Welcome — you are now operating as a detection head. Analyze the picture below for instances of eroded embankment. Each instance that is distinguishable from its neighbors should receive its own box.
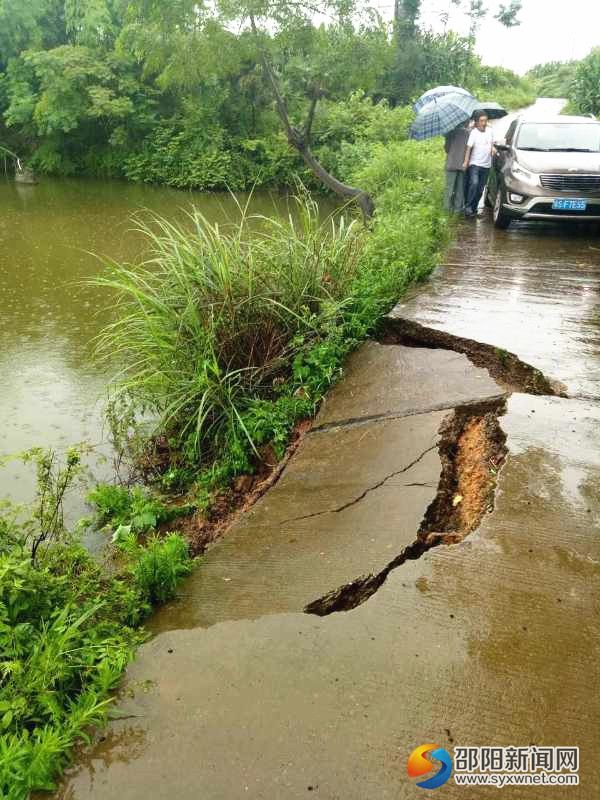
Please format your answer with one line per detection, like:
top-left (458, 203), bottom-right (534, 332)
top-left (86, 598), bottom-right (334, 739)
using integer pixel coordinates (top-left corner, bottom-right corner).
top-left (381, 315), bottom-right (566, 397)
top-left (304, 398), bottom-right (508, 616)
top-left (172, 420), bottom-right (313, 556)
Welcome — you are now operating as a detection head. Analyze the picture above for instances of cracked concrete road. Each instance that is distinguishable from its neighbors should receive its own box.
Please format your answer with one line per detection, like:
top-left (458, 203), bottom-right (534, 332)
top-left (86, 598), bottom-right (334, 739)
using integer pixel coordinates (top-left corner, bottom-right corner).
top-left (55, 400), bottom-right (600, 800)
top-left (144, 343), bottom-right (502, 632)
top-left (389, 212), bottom-right (600, 400)
top-left (56, 150), bottom-right (600, 798)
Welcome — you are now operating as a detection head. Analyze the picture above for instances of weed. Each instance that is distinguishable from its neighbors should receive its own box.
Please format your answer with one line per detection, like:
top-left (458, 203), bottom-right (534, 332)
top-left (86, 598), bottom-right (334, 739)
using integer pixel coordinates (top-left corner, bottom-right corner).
top-left (87, 483), bottom-right (172, 533)
top-left (114, 527), bottom-right (193, 605)
top-left (494, 347), bottom-right (511, 366)
top-left (0, 450), bottom-right (193, 798)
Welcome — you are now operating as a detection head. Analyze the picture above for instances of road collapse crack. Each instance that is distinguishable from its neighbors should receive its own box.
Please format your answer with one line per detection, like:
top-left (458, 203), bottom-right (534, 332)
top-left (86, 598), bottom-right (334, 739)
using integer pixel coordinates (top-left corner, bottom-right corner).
top-left (304, 398), bottom-right (508, 617)
top-left (379, 315), bottom-right (567, 397)
top-left (276, 444), bottom-right (437, 527)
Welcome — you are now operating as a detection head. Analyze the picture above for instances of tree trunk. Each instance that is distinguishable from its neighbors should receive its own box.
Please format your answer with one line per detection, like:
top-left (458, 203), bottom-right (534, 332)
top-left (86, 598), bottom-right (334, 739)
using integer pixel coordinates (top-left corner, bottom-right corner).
top-left (249, 16), bottom-right (375, 221)
top-left (292, 138), bottom-right (375, 220)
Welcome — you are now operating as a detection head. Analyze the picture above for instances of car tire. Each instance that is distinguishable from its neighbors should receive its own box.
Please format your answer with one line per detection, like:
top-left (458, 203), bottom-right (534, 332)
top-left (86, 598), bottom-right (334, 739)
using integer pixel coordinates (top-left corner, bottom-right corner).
top-left (493, 186), bottom-right (511, 229)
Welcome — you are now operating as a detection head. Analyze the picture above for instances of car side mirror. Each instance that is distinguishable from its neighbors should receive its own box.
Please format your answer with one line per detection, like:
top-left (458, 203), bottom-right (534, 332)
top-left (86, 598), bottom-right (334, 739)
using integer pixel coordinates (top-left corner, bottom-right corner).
top-left (494, 142), bottom-right (510, 152)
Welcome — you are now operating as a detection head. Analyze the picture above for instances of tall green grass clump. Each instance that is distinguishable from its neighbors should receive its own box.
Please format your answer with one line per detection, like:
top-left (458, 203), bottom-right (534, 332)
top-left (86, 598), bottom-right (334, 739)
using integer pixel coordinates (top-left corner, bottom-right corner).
top-left (95, 194), bottom-right (365, 481)
top-left (97, 130), bottom-right (447, 497)
top-left (113, 527), bottom-right (193, 605)
top-left (347, 138), bottom-right (448, 324)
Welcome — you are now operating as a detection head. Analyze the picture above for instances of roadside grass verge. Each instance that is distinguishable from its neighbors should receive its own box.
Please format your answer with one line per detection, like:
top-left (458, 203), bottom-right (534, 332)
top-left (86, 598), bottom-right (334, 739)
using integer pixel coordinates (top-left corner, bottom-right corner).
top-left (95, 137), bottom-right (447, 508)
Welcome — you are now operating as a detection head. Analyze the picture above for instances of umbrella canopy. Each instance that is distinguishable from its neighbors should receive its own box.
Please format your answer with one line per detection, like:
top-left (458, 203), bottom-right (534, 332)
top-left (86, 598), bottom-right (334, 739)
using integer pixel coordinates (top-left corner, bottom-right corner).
top-left (413, 85), bottom-right (473, 113)
top-left (410, 93), bottom-right (479, 141)
top-left (474, 101), bottom-right (508, 119)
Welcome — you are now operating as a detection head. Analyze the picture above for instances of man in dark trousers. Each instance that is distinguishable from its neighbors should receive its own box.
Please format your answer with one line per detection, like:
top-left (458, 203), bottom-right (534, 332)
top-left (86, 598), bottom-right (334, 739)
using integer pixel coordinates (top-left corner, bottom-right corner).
top-left (444, 120), bottom-right (471, 213)
top-left (463, 111), bottom-right (495, 216)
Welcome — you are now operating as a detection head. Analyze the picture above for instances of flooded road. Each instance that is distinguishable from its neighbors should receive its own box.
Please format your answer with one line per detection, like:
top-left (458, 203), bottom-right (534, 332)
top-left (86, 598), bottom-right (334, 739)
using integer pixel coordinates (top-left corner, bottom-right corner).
top-left (57, 100), bottom-right (600, 799)
top-left (0, 179), bottom-right (307, 505)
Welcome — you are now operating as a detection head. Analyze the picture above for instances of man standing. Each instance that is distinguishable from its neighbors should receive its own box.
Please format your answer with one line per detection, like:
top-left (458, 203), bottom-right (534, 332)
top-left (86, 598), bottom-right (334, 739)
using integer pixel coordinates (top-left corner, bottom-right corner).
top-left (463, 111), bottom-right (495, 217)
top-left (444, 121), bottom-right (470, 213)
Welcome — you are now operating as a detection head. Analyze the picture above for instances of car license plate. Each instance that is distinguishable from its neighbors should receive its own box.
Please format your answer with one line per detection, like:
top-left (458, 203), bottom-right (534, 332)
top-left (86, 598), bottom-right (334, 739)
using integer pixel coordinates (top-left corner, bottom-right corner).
top-left (552, 199), bottom-right (587, 211)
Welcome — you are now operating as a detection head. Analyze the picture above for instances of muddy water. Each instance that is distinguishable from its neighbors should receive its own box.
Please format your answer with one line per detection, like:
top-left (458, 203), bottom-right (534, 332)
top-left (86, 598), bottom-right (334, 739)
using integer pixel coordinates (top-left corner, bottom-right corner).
top-left (0, 178), bottom-right (313, 508)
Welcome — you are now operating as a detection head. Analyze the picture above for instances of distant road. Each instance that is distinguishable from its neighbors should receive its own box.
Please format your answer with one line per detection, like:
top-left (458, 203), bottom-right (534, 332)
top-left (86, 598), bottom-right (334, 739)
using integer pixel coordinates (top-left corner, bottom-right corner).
top-left (493, 97), bottom-right (568, 140)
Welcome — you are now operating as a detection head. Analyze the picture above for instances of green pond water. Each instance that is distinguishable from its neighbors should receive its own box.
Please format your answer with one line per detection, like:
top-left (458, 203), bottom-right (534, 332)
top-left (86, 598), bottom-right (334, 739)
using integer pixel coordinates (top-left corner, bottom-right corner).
top-left (0, 176), bottom-right (319, 513)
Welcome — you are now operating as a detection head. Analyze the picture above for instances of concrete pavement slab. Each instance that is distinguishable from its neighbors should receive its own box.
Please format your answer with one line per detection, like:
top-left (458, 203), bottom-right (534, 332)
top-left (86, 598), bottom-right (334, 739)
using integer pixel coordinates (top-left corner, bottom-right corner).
top-left (388, 225), bottom-right (600, 400)
top-left (56, 394), bottom-right (600, 800)
top-left (315, 341), bottom-right (503, 427)
top-left (148, 410), bottom-right (444, 631)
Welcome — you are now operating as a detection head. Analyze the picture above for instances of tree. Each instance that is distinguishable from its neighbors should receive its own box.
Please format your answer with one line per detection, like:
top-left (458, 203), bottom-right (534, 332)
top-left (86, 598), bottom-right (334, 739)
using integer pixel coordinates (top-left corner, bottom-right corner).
top-left (571, 49), bottom-right (600, 117)
top-left (247, 12), bottom-right (374, 218)
top-left (124, 0), bottom-right (376, 217)
top-left (0, 0), bottom-right (66, 69)
top-left (494, 1), bottom-right (522, 27)
top-left (394, 0), bottom-right (421, 39)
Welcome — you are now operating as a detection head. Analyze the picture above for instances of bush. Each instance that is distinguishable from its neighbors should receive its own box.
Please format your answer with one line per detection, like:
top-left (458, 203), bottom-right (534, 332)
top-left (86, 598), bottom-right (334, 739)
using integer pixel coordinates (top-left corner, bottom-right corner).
top-left (0, 547), bottom-right (143, 798)
top-left (98, 132), bottom-right (447, 495)
top-left (87, 483), bottom-right (171, 533)
top-left (114, 528), bottom-right (193, 605)
top-left (0, 449), bottom-right (194, 798)
top-left (527, 61), bottom-right (578, 100)
top-left (570, 49), bottom-right (600, 117)
top-left (94, 193), bottom-right (365, 470)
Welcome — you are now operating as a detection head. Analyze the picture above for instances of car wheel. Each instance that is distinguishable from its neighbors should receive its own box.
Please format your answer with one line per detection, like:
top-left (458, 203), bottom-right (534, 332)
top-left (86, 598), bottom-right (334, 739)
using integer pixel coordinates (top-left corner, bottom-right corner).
top-left (493, 186), bottom-right (511, 229)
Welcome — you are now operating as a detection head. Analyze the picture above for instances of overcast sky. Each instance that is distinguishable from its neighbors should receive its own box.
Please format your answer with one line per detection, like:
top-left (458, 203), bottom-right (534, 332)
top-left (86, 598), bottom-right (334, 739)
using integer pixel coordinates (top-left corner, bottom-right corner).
top-left (417, 0), bottom-right (600, 73)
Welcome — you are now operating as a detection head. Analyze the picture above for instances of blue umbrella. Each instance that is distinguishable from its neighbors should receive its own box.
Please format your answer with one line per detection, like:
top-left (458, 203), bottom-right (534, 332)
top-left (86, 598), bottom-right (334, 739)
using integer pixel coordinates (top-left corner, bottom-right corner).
top-left (475, 101), bottom-right (508, 119)
top-left (410, 93), bottom-right (479, 141)
top-left (413, 85), bottom-right (473, 113)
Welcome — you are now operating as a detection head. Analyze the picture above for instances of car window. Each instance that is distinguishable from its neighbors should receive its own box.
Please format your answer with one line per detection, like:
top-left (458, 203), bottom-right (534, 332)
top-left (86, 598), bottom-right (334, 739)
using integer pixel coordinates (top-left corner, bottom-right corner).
top-left (505, 121), bottom-right (518, 145)
top-left (516, 122), bottom-right (600, 152)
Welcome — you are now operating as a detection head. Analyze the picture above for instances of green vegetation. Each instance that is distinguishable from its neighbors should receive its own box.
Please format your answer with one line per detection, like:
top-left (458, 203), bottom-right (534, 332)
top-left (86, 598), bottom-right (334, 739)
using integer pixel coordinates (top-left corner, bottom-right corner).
top-left (95, 193), bottom-right (365, 479)
top-left (86, 483), bottom-right (190, 533)
top-left (473, 65), bottom-right (535, 111)
top-left (99, 127), bottom-right (447, 498)
top-left (0, 1), bottom-right (532, 189)
top-left (568, 49), bottom-right (600, 117)
top-left (0, 450), bottom-right (193, 798)
top-left (531, 50), bottom-right (600, 119)
top-left (527, 61), bottom-right (578, 99)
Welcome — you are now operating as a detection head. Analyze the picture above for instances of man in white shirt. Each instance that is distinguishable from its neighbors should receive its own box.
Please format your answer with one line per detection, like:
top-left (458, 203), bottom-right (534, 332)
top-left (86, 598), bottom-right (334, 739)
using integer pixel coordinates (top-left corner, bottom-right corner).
top-left (462, 111), bottom-right (495, 217)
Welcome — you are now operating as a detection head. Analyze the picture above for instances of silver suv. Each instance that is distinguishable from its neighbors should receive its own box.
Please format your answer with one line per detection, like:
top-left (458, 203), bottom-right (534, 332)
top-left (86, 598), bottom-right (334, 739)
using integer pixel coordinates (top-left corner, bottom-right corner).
top-left (488, 115), bottom-right (600, 228)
